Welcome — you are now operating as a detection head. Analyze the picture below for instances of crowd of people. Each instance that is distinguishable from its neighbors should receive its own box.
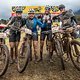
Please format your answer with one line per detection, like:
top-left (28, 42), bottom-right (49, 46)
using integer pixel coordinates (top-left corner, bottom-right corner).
top-left (5, 4), bottom-right (80, 64)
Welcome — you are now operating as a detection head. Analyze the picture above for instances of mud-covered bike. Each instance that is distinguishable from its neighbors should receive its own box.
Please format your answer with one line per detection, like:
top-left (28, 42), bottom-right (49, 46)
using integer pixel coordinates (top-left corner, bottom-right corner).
top-left (51, 27), bottom-right (65, 70)
top-left (48, 26), bottom-right (80, 70)
top-left (61, 27), bottom-right (80, 71)
top-left (0, 25), bottom-right (9, 76)
top-left (40, 28), bottom-right (65, 70)
top-left (17, 28), bottom-right (32, 73)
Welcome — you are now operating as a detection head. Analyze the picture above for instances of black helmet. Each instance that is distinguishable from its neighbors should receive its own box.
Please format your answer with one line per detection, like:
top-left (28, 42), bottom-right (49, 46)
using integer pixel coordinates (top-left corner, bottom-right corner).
top-left (45, 5), bottom-right (50, 11)
top-left (59, 4), bottom-right (65, 10)
top-left (28, 9), bottom-right (35, 14)
top-left (16, 9), bottom-right (22, 13)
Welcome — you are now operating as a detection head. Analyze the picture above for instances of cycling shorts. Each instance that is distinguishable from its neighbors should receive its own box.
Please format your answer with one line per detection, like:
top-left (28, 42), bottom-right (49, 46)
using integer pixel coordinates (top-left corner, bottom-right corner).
top-left (9, 29), bottom-right (21, 42)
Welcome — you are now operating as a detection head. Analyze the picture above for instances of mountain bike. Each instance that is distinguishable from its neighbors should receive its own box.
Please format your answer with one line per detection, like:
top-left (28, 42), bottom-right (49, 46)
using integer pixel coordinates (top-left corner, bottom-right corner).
top-left (0, 26), bottom-right (9, 76)
top-left (51, 27), bottom-right (65, 70)
top-left (61, 27), bottom-right (80, 71)
top-left (17, 28), bottom-right (32, 73)
top-left (41, 28), bottom-right (65, 70)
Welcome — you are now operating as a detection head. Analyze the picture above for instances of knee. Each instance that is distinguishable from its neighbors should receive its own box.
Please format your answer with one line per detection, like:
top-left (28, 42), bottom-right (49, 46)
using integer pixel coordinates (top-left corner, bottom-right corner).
top-left (15, 42), bottom-right (19, 48)
top-left (40, 41), bottom-right (44, 47)
top-left (34, 44), bottom-right (38, 49)
top-left (33, 42), bottom-right (38, 50)
top-left (47, 41), bottom-right (52, 46)
top-left (9, 42), bottom-right (15, 48)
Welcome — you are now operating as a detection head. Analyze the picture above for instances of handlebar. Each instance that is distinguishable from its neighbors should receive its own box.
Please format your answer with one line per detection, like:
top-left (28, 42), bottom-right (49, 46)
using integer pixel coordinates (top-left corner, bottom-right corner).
top-left (2, 27), bottom-right (10, 32)
top-left (58, 27), bottom-right (78, 34)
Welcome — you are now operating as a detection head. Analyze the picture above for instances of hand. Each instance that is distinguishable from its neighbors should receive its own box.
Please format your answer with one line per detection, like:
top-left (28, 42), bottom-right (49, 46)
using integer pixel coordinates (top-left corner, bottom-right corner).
top-left (20, 27), bottom-right (25, 32)
top-left (5, 25), bottom-right (8, 27)
top-left (47, 20), bottom-right (51, 24)
top-left (77, 25), bottom-right (80, 29)
top-left (66, 27), bottom-right (74, 33)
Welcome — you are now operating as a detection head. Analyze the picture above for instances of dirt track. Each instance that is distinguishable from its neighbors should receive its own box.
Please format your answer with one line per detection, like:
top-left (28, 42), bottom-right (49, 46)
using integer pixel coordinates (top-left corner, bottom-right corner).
top-left (0, 46), bottom-right (80, 80)
top-left (0, 53), bottom-right (80, 80)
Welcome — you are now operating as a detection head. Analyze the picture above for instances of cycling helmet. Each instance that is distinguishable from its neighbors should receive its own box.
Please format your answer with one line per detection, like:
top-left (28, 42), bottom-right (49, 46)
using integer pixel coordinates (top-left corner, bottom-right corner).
top-left (16, 9), bottom-right (22, 13)
top-left (28, 9), bottom-right (35, 14)
top-left (45, 5), bottom-right (50, 11)
top-left (59, 4), bottom-right (65, 10)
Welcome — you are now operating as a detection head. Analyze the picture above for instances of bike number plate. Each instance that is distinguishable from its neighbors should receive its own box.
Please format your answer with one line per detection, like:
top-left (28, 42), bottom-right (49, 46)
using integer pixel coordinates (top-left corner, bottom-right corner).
top-left (24, 28), bottom-right (32, 35)
top-left (52, 27), bottom-right (59, 33)
top-left (0, 33), bottom-right (6, 38)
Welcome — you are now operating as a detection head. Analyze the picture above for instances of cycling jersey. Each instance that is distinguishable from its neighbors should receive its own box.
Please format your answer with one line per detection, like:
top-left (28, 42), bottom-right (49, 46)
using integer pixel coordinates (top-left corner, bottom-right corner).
top-left (8, 16), bottom-right (26, 42)
top-left (9, 17), bottom-right (26, 31)
top-left (26, 17), bottom-right (46, 33)
top-left (41, 14), bottom-right (52, 31)
top-left (60, 9), bottom-right (77, 28)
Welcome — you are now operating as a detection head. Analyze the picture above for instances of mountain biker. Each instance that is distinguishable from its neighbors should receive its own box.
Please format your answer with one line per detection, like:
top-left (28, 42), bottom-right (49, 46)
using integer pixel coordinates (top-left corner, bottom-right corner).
top-left (58, 4), bottom-right (80, 58)
top-left (25, 9), bottom-right (46, 63)
top-left (56, 4), bottom-right (80, 39)
top-left (58, 4), bottom-right (78, 30)
top-left (6, 9), bottom-right (25, 64)
top-left (39, 6), bottom-right (53, 62)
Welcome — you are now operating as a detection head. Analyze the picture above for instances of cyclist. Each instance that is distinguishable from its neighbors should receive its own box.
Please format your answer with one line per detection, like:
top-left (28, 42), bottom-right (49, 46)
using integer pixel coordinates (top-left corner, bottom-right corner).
top-left (6, 9), bottom-right (25, 64)
top-left (58, 4), bottom-right (78, 30)
top-left (25, 9), bottom-right (46, 63)
top-left (58, 4), bottom-right (80, 60)
top-left (39, 6), bottom-right (53, 62)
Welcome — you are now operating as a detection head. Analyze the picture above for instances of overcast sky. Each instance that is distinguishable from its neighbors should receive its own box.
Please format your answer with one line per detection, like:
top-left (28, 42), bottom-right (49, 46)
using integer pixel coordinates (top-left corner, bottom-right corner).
top-left (0, 0), bottom-right (80, 19)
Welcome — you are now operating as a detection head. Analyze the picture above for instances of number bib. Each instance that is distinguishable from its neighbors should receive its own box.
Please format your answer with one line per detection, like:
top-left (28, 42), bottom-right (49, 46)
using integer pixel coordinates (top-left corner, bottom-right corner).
top-left (52, 21), bottom-right (60, 33)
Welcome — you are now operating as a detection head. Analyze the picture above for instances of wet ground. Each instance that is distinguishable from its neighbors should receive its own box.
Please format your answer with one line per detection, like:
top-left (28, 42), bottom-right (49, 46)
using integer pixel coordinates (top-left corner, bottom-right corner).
top-left (0, 52), bottom-right (80, 80)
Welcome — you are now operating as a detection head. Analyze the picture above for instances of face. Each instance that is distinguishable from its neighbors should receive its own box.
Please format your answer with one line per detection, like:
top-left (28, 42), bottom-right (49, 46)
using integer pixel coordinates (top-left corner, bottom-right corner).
top-left (16, 13), bottom-right (22, 17)
top-left (28, 13), bottom-right (35, 19)
top-left (45, 10), bottom-right (50, 15)
top-left (60, 8), bottom-right (65, 12)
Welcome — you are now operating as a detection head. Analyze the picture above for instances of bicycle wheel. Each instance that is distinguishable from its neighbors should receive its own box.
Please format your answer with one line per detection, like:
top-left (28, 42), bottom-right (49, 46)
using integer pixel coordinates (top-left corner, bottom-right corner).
top-left (17, 42), bottom-right (30, 73)
top-left (70, 40), bottom-right (80, 71)
top-left (62, 38), bottom-right (70, 61)
top-left (0, 44), bottom-right (9, 76)
top-left (55, 38), bottom-right (65, 70)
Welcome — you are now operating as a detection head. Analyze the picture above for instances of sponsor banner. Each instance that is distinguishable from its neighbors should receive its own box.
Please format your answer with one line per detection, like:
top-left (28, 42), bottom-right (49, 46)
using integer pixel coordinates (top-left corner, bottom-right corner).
top-left (12, 6), bottom-right (60, 14)
top-left (52, 22), bottom-right (60, 27)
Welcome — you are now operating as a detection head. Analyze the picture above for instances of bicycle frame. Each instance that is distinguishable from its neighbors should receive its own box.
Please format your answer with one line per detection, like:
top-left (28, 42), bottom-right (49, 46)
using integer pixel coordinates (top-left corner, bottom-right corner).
top-left (52, 32), bottom-right (63, 54)
top-left (61, 30), bottom-right (76, 59)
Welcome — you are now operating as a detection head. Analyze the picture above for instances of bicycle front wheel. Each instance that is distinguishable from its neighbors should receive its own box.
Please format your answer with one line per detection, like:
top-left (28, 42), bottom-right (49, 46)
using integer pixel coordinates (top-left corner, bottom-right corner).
top-left (0, 44), bottom-right (9, 76)
top-left (55, 39), bottom-right (65, 70)
top-left (70, 40), bottom-right (80, 71)
top-left (17, 42), bottom-right (30, 73)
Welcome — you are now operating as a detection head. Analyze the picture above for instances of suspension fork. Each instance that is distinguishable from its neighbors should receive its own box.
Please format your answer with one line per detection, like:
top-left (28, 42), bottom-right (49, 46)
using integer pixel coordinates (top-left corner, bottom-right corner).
top-left (26, 35), bottom-right (32, 60)
top-left (66, 34), bottom-right (73, 59)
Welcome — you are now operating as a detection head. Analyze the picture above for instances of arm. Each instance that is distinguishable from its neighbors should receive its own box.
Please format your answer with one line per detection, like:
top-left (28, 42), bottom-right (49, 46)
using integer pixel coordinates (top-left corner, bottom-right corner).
top-left (71, 16), bottom-right (78, 24)
top-left (21, 18), bottom-right (26, 27)
top-left (6, 17), bottom-right (14, 27)
top-left (37, 19), bottom-right (46, 28)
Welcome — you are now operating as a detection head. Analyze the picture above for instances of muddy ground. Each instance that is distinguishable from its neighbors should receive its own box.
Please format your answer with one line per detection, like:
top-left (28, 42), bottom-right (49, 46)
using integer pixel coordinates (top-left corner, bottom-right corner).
top-left (0, 53), bottom-right (80, 80)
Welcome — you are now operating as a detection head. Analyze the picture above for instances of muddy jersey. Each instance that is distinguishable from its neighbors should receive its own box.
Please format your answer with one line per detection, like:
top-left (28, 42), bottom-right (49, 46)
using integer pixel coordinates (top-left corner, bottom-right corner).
top-left (26, 18), bottom-right (34, 30)
top-left (60, 9), bottom-right (75, 27)
top-left (10, 17), bottom-right (26, 31)
top-left (26, 17), bottom-right (45, 33)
